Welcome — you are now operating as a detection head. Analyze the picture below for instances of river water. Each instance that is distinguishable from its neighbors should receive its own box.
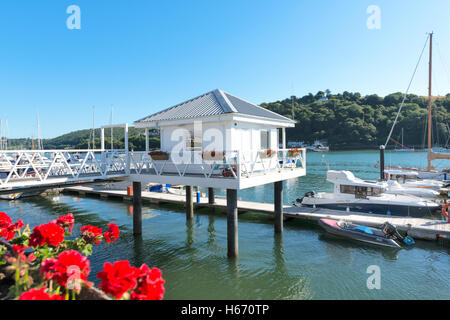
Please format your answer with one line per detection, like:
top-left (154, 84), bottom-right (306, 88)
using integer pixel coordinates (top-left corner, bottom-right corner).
top-left (1, 150), bottom-right (449, 299)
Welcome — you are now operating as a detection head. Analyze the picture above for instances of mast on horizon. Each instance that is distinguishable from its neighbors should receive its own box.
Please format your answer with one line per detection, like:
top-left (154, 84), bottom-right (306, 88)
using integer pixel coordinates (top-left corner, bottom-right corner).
top-left (427, 32), bottom-right (433, 171)
top-left (427, 32), bottom-right (450, 169)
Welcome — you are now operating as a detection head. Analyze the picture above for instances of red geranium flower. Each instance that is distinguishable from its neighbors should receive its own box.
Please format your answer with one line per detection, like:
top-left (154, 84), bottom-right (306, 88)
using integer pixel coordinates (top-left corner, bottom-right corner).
top-left (29, 222), bottom-right (65, 248)
top-left (97, 260), bottom-right (139, 299)
top-left (80, 225), bottom-right (103, 245)
top-left (53, 213), bottom-right (75, 234)
top-left (104, 223), bottom-right (120, 243)
top-left (19, 288), bottom-right (64, 300)
top-left (1, 219), bottom-right (24, 241)
top-left (0, 212), bottom-right (12, 228)
top-left (40, 250), bottom-right (90, 290)
top-left (131, 264), bottom-right (165, 300)
top-left (12, 244), bottom-right (27, 256)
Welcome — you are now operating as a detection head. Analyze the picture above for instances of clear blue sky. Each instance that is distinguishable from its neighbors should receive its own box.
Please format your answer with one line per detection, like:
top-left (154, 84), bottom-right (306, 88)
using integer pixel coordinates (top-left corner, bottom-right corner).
top-left (1, 0), bottom-right (450, 138)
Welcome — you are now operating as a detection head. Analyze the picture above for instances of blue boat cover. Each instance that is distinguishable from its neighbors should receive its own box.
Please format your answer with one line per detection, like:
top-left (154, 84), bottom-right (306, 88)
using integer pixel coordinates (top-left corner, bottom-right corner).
top-left (353, 225), bottom-right (374, 234)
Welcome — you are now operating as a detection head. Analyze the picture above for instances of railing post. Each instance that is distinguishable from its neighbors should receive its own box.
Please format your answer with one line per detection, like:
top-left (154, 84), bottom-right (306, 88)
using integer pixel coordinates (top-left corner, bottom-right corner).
top-left (125, 124), bottom-right (130, 175)
top-left (145, 128), bottom-right (149, 152)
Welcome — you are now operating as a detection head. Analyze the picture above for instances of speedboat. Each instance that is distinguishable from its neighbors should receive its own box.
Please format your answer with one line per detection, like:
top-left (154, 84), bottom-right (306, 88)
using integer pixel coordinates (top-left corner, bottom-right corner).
top-left (0, 193), bottom-right (21, 200)
top-left (318, 218), bottom-right (415, 248)
top-left (296, 170), bottom-right (441, 218)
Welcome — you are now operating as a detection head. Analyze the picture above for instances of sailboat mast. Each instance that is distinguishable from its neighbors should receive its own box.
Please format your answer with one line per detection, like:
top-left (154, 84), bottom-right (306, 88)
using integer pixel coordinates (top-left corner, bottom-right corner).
top-left (427, 32), bottom-right (433, 170)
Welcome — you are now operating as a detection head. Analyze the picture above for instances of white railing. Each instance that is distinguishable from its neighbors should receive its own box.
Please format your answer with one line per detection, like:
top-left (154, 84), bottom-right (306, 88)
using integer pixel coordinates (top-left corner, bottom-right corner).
top-left (128, 148), bottom-right (306, 181)
top-left (0, 149), bottom-right (128, 188)
top-left (0, 148), bottom-right (306, 189)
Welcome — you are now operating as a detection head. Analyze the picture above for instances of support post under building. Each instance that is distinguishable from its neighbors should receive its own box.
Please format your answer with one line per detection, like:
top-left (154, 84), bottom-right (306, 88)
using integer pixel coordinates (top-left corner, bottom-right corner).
top-left (186, 186), bottom-right (193, 220)
top-left (227, 189), bottom-right (238, 258)
top-left (133, 181), bottom-right (142, 235)
top-left (208, 188), bottom-right (215, 205)
top-left (274, 181), bottom-right (283, 234)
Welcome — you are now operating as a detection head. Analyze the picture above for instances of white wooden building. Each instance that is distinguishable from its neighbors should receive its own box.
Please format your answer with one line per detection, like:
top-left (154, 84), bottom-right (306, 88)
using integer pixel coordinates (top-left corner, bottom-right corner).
top-left (131, 89), bottom-right (306, 190)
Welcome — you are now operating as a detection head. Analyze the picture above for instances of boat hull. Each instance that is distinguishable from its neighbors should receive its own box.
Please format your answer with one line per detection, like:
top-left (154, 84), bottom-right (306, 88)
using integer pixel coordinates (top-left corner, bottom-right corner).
top-left (302, 202), bottom-right (438, 218)
top-left (318, 218), bottom-right (401, 248)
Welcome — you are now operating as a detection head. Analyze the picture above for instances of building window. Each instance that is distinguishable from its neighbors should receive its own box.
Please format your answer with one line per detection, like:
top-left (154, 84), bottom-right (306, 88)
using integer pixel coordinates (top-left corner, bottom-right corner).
top-left (185, 130), bottom-right (202, 150)
top-left (260, 130), bottom-right (270, 149)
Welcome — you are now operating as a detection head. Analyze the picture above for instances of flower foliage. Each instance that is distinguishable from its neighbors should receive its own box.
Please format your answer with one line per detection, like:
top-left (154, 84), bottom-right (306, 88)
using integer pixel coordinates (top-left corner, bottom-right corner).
top-left (80, 225), bottom-right (103, 245)
top-left (0, 211), bottom-right (165, 300)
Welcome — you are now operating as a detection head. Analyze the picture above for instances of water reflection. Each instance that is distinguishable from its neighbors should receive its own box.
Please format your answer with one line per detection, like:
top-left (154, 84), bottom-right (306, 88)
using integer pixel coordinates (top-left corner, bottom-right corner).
top-left (185, 219), bottom-right (194, 247)
top-left (133, 234), bottom-right (144, 267)
top-left (318, 234), bottom-right (399, 261)
top-left (273, 234), bottom-right (285, 273)
top-left (207, 213), bottom-right (216, 246)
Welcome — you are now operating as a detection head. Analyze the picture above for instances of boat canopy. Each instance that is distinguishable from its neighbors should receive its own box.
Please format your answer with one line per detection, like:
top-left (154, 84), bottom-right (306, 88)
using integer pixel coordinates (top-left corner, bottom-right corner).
top-left (326, 170), bottom-right (386, 188)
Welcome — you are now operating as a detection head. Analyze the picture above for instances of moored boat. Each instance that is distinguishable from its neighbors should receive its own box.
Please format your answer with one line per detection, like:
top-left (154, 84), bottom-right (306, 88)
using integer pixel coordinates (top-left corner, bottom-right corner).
top-left (318, 218), bottom-right (414, 248)
top-left (296, 170), bottom-right (442, 218)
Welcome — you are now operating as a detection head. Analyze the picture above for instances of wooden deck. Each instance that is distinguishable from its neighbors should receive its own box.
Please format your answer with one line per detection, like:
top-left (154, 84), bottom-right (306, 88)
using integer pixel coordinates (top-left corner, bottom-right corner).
top-left (62, 185), bottom-right (450, 241)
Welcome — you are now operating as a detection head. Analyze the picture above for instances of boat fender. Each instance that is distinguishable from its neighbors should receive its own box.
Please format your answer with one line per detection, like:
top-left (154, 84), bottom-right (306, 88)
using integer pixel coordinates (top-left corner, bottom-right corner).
top-left (385, 172), bottom-right (390, 180)
top-left (441, 203), bottom-right (449, 219)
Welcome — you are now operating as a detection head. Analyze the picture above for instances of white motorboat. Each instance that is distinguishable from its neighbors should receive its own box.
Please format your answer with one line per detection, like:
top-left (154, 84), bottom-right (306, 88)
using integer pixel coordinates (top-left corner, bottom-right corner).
top-left (295, 170), bottom-right (441, 217)
top-left (385, 169), bottom-right (448, 192)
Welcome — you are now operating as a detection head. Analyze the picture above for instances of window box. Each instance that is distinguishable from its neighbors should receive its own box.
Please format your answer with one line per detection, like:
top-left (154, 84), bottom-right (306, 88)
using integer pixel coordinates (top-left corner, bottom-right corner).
top-left (259, 149), bottom-right (276, 159)
top-left (148, 151), bottom-right (169, 161)
top-left (202, 150), bottom-right (225, 161)
top-left (288, 148), bottom-right (301, 157)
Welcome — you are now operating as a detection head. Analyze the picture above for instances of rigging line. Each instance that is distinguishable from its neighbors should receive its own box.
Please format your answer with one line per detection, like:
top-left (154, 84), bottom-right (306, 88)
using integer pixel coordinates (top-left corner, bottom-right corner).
top-left (384, 33), bottom-right (430, 148)
top-left (389, 137), bottom-right (415, 151)
top-left (435, 38), bottom-right (450, 85)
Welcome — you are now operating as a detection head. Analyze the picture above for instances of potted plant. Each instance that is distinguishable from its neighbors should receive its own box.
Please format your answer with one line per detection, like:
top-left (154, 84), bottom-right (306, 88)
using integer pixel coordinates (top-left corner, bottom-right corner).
top-left (258, 149), bottom-right (276, 159)
top-left (148, 150), bottom-right (169, 161)
top-left (201, 150), bottom-right (225, 161)
top-left (288, 148), bottom-right (301, 157)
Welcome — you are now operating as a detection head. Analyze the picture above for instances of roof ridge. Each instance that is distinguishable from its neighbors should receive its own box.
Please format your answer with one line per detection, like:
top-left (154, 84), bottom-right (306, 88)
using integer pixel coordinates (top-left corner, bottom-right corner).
top-left (212, 89), bottom-right (237, 113)
top-left (223, 91), bottom-right (295, 123)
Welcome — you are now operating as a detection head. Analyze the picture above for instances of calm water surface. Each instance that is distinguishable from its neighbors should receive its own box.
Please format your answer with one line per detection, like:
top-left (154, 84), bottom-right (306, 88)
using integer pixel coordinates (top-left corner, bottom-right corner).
top-left (1, 150), bottom-right (449, 299)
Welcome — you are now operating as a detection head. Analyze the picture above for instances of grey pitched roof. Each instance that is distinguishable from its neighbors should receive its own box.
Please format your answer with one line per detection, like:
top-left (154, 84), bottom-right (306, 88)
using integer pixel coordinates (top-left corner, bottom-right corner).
top-left (135, 89), bottom-right (294, 124)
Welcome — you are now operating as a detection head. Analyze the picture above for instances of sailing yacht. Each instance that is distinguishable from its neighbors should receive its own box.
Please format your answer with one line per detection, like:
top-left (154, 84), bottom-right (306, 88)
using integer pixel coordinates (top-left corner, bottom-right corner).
top-left (295, 170), bottom-right (441, 217)
top-left (394, 128), bottom-right (414, 152)
top-left (385, 32), bottom-right (450, 179)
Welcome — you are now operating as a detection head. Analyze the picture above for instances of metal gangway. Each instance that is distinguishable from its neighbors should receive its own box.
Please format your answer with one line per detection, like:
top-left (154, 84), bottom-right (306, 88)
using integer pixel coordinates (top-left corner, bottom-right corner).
top-left (0, 149), bottom-right (130, 194)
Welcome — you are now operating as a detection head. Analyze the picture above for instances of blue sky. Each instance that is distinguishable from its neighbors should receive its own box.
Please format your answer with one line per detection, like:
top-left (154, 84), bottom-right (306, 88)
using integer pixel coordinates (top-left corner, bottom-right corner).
top-left (1, 0), bottom-right (450, 138)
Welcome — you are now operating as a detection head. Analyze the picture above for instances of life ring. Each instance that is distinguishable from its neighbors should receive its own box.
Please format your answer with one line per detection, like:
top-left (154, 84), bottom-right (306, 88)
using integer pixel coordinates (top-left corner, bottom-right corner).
top-left (441, 203), bottom-right (449, 219)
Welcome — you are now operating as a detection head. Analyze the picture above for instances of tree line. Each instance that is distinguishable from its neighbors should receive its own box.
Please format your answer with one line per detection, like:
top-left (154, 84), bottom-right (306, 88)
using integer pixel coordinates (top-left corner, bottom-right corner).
top-left (260, 91), bottom-right (450, 150)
